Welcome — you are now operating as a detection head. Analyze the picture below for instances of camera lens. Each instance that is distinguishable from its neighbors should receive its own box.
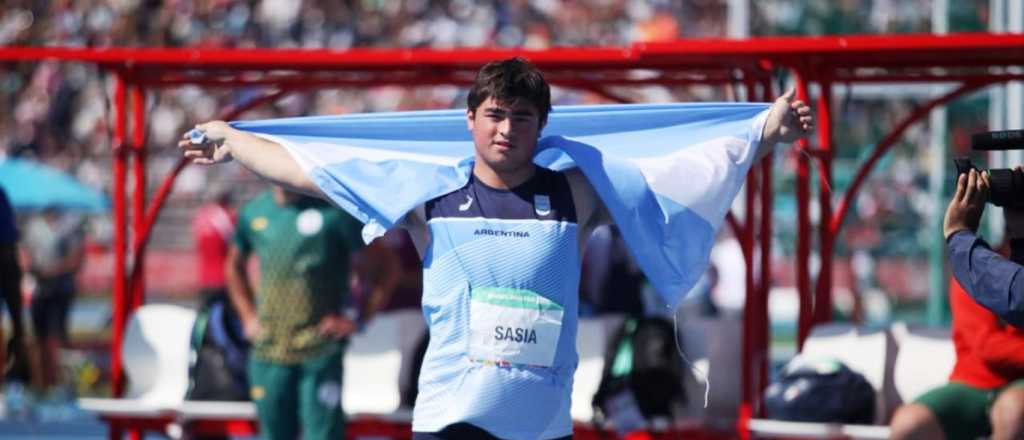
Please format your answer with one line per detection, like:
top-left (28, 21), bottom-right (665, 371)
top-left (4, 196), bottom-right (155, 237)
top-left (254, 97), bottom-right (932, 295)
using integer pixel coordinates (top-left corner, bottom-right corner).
top-left (988, 168), bottom-right (1024, 208)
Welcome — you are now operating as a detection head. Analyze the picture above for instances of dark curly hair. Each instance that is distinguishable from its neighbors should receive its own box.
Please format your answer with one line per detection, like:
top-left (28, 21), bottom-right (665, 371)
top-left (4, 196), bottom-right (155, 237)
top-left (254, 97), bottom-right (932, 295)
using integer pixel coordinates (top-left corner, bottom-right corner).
top-left (467, 57), bottom-right (552, 124)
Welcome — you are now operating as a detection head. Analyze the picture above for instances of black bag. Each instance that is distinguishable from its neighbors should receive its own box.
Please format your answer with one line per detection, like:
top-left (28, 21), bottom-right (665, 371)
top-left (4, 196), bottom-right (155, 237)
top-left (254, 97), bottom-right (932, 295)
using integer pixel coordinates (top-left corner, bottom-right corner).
top-left (186, 296), bottom-right (250, 401)
top-left (764, 355), bottom-right (875, 424)
top-left (592, 317), bottom-right (686, 430)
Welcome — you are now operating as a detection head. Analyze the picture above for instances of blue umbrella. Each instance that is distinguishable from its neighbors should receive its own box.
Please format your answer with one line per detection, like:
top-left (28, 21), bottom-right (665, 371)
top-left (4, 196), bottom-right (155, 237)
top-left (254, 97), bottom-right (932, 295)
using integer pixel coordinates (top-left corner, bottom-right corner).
top-left (0, 157), bottom-right (110, 213)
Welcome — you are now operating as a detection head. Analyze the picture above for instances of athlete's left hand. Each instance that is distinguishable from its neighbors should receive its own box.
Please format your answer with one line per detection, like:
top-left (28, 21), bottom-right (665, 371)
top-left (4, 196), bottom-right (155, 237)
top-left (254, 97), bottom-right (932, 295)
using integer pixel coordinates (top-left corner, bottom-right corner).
top-left (763, 88), bottom-right (814, 145)
top-left (318, 314), bottom-right (358, 339)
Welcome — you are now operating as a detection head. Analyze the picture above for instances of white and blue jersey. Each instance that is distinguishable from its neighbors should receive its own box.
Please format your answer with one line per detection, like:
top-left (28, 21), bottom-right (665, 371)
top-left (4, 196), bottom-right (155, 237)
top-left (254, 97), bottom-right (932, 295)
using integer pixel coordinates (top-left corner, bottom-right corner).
top-left (404, 167), bottom-right (601, 439)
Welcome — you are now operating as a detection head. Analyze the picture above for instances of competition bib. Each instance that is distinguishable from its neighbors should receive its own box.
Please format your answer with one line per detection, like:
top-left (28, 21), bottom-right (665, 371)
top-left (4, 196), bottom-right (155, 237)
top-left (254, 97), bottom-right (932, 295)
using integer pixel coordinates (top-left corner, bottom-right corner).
top-left (468, 287), bottom-right (564, 368)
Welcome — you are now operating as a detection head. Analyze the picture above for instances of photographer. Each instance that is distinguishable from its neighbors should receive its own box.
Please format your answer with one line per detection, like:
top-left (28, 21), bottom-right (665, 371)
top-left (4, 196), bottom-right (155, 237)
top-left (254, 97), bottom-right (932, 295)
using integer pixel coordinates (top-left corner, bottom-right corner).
top-left (945, 168), bottom-right (1024, 327)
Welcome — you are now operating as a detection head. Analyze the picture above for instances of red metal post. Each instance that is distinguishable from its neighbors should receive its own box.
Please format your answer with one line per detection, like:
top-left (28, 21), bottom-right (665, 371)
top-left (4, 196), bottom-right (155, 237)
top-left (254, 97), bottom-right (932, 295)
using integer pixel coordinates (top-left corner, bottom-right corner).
top-left (794, 75), bottom-right (814, 351)
top-left (109, 73), bottom-right (127, 440)
top-left (812, 80), bottom-right (834, 326)
top-left (756, 156), bottom-right (774, 396)
top-left (738, 75), bottom-right (775, 435)
top-left (130, 158), bottom-right (186, 265)
top-left (130, 83), bottom-right (146, 312)
top-left (750, 77), bottom-right (771, 419)
top-left (757, 78), bottom-right (776, 411)
top-left (738, 167), bottom-right (758, 438)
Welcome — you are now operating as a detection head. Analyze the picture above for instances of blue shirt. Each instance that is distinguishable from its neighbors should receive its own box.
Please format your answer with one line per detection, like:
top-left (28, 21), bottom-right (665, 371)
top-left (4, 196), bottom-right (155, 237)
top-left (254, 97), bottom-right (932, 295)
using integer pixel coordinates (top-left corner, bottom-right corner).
top-left (948, 230), bottom-right (1024, 327)
top-left (410, 168), bottom-right (587, 440)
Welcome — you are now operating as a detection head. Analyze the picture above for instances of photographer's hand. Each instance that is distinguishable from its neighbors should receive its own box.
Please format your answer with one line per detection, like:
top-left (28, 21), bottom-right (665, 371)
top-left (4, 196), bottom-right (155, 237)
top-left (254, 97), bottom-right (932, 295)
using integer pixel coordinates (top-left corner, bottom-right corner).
top-left (944, 169), bottom-right (989, 239)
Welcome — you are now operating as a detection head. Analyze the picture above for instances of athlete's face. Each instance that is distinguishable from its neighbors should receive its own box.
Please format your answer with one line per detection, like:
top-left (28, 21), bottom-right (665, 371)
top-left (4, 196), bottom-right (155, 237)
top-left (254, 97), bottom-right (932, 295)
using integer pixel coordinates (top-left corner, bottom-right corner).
top-left (467, 97), bottom-right (544, 176)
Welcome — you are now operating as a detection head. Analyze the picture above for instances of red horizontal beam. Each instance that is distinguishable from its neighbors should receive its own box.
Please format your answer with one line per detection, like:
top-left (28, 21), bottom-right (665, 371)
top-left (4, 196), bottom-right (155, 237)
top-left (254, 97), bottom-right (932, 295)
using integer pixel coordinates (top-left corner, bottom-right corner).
top-left (829, 72), bottom-right (1024, 83)
top-left (138, 73), bottom-right (739, 89)
top-left (0, 46), bottom-right (638, 70)
top-left (640, 33), bottom-right (1024, 72)
top-left (640, 32), bottom-right (1024, 58)
top-left (2, 33), bottom-right (1023, 74)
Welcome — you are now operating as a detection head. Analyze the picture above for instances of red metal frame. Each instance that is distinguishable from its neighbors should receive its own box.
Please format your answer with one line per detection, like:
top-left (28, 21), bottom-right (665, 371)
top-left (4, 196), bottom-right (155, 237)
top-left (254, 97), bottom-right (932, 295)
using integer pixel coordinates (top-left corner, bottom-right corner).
top-left (129, 84), bottom-right (146, 313)
top-left (793, 76), bottom-right (814, 353)
top-left (814, 80), bottom-right (835, 328)
top-left (109, 74), bottom-right (127, 399)
top-left (4, 33), bottom-right (1024, 439)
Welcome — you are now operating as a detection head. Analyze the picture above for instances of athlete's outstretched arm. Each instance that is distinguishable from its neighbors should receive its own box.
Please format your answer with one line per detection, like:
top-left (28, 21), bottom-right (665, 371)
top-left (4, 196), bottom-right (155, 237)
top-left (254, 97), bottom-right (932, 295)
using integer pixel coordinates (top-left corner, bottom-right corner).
top-left (177, 121), bottom-right (322, 197)
top-left (758, 88), bottom-right (814, 160)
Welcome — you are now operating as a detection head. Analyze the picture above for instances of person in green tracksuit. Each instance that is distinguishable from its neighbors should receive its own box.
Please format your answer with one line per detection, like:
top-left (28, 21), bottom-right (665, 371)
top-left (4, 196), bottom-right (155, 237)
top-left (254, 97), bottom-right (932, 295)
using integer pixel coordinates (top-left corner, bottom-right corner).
top-left (226, 186), bottom-right (367, 440)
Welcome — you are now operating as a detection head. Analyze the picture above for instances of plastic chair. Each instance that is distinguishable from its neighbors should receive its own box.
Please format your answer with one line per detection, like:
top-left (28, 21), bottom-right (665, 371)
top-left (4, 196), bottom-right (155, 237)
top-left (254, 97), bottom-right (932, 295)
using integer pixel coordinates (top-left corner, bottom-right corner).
top-left (78, 303), bottom-right (197, 418)
top-left (890, 322), bottom-right (955, 405)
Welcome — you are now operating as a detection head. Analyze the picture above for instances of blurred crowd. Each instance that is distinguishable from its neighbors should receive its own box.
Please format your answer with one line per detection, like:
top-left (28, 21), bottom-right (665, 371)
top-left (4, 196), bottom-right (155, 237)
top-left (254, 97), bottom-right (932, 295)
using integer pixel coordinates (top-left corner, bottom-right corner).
top-left (0, 0), bottom-right (727, 228)
top-left (0, 0), bottom-right (992, 302)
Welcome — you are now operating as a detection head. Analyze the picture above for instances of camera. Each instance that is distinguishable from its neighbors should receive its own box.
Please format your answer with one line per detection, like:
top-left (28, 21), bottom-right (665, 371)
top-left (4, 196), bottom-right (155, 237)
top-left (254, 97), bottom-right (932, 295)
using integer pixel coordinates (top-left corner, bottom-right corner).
top-left (954, 130), bottom-right (1024, 208)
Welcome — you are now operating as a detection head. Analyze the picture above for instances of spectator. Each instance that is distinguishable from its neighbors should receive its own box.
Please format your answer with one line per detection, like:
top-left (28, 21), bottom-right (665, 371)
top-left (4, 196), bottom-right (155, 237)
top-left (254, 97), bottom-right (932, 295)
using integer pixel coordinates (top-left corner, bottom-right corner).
top-left (192, 184), bottom-right (236, 303)
top-left (579, 225), bottom-right (645, 318)
top-left (0, 186), bottom-right (27, 387)
top-left (20, 205), bottom-right (85, 396)
top-left (946, 169), bottom-right (1024, 327)
top-left (889, 278), bottom-right (1024, 440)
top-left (897, 169), bottom-right (1024, 439)
top-left (226, 186), bottom-right (391, 440)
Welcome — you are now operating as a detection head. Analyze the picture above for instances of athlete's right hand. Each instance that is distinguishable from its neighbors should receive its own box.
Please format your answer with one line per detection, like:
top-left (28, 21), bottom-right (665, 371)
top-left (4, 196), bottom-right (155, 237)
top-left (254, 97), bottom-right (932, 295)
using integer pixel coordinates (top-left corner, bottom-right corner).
top-left (179, 121), bottom-right (235, 165)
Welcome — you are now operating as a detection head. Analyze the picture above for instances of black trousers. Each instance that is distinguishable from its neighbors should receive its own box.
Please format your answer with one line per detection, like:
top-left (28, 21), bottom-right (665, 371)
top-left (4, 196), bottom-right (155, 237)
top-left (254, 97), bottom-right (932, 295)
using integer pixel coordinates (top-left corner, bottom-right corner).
top-left (413, 423), bottom-right (572, 440)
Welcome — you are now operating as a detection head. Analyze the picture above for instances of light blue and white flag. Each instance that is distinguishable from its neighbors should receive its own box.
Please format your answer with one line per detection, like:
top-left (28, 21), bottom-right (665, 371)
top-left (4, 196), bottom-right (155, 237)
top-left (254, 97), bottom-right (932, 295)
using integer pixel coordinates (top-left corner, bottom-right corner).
top-left (233, 103), bottom-right (770, 308)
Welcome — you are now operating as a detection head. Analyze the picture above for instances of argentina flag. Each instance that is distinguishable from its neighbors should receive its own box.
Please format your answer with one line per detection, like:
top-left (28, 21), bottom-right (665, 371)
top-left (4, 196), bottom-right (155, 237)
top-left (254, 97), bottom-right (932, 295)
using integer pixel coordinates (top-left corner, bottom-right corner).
top-left (232, 103), bottom-right (770, 309)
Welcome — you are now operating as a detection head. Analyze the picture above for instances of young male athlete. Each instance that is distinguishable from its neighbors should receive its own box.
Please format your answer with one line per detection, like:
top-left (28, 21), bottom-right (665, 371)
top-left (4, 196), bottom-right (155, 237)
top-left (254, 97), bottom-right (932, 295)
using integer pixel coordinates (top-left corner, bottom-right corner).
top-left (181, 57), bottom-right (813, 440)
